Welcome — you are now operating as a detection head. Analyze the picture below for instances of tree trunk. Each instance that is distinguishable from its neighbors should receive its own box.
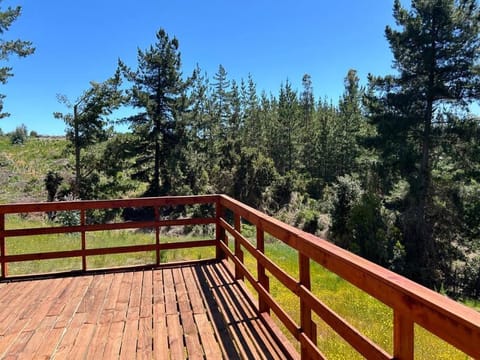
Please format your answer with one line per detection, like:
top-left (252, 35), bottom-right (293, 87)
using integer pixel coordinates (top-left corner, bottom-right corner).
top-left (153, 121), bottom-right (161, 196)
top-left (73, 104), bottom-right (81, 199)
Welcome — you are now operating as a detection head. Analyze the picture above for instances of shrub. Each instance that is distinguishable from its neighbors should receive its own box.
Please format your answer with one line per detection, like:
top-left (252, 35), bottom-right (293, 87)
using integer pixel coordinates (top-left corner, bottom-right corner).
top-left (9, 124), bottom-right (28, 145)
top-left (56, 209), bottom-right (80, 227)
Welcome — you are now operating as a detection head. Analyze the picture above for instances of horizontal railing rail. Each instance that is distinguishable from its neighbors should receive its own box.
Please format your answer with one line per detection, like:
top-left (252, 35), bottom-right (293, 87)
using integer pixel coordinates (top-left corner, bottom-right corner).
top-left (0, 194), bottom-right (479, 359)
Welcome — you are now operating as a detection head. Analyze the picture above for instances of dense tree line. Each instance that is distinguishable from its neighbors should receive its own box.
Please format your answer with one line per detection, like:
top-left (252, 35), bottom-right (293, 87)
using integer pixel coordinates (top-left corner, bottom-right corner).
top-left (45, 0), bottom-right (480, 299)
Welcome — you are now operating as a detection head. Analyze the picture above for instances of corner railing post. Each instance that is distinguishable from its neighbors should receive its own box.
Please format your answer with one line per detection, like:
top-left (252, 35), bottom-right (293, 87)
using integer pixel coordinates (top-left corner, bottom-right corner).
top-left (300, 252), bottom-right (317, 359)
top-left (394, 310), bottom-right (414, 359)
top-left (81, 209), bottom-right (86, 272)
top-left (234, 213), bottom-right (244, 281)
top-left (155, 206), bottom-right (160, 265)
top-left (0, 213), bottom-right (5, 278)
top-left (215, 198), bottom-right (227, 260)
top-left (257, 225), bottom-right (270, 314)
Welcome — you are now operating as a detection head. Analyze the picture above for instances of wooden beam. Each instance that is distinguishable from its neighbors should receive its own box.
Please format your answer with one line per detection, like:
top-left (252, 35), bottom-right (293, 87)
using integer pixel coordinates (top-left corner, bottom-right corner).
top-left (234, 213), bottom-right (243, 281)
top-left (0, 213), bottom-right (5, 278)
top-left (394, 311), bottom-right (414, 360)
top-left (257, 225), bottom-right (270, 314)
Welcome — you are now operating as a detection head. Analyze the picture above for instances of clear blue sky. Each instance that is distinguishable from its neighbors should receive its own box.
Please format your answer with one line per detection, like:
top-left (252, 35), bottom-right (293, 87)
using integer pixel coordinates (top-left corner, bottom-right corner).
top-left (1, 0), bottom-right (396, 135)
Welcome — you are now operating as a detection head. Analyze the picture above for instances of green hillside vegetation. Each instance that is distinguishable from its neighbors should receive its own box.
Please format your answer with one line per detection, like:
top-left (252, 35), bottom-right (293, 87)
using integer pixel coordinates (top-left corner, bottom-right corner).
top-left (0, 135), bottom-right (67, 203)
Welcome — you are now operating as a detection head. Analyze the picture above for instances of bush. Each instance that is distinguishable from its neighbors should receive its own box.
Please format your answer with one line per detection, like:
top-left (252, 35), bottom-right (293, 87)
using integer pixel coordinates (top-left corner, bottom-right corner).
top-left (56, 209), bottom-right (80, 227)
top-left (329, 174), bottom-right (363, 248)
top-left (9, 124), bottom-right (28, 145)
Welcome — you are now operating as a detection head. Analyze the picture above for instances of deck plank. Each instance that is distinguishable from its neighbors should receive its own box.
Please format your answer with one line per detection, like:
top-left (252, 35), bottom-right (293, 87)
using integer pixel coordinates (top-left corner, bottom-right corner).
top-left (119, 319), bottom-right (139, 360)
top-left (85, 314), bottom-right (113, 359)
top-left (140, 269), bottom-right (153, 319)
top-left (0, 261), bottom-right (294, 359)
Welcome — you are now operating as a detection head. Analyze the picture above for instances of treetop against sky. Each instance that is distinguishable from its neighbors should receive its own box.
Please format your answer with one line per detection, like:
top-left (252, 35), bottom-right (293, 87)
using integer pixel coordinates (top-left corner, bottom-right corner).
top-left (1, 0), bottom-right (396, 135)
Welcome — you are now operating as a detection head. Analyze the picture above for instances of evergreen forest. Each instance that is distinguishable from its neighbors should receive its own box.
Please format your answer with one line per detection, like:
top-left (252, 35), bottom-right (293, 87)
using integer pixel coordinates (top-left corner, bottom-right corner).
top-left (2, 0), bottom-right (480, 300)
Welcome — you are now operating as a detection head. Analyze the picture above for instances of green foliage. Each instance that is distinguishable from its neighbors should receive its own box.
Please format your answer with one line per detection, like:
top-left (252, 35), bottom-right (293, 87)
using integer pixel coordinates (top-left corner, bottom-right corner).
top-left (366, 0), bottom-right (480, 289)
top-left (233, 147), bottom-right (278, 208)
top-left (329, 174), bottom-right (363, 248)
top-left (54, 71), bottom-right (124, 198)
top-left (348, 192), bottom-right (403, 268)
top-left (461, 256), bottom-right (480, 299)
top-left (56, 208), bottom-right (80, 227)
top-left (0, 136), bottom-right (68, 203)
top-left (119, 28), bottom-right (188, 197)
top-left (9, 123), bottom-right (27, 144)
top-left (44, 170), bottom-right (63, 202)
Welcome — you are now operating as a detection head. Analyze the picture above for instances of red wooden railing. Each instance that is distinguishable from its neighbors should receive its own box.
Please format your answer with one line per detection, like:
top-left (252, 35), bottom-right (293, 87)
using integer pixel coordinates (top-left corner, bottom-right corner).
top-left (0, 195), bottom-right (479, 359)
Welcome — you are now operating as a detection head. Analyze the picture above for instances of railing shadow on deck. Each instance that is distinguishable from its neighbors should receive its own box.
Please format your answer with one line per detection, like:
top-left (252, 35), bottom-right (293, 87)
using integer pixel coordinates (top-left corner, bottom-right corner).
top-left (0, 194), bottom-right (479, 359)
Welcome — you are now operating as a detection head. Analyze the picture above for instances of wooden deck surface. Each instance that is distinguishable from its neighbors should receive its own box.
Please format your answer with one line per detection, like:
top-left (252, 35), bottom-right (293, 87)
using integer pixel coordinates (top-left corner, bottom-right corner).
top-left (0, 260), bottom-right (292, 359)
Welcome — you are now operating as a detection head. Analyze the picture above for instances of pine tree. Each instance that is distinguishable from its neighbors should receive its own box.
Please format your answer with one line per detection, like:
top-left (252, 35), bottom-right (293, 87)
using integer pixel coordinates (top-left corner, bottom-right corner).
top-left (242, 74), bottom-right (262, 150)
top-left (337, 70), bottom-right (363, 175)
top-left (367, 0), bottom-right (480, 287)
top-left (120, 29), bottom-right (188, 196)
top-left (274, 80), bottom-right (300, 175)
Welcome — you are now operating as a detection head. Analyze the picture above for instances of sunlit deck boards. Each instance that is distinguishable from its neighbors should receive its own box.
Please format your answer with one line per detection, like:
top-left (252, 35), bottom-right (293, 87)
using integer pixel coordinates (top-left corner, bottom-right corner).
top-left (0, 260), bottom-right (291, 359)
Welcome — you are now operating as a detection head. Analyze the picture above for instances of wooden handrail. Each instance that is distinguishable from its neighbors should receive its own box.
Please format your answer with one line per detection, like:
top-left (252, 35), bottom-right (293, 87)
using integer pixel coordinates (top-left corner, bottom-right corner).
top-left (0, 195), bottom-right (218, 278)
top-left (0, 194), bottom-right (479, 359)
top-left (218, 194), bottom-right (480, 359)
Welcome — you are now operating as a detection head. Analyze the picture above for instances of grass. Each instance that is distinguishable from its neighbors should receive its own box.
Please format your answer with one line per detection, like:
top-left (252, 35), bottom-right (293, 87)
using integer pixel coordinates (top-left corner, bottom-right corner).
top-left (1, 216), bottom-right (474, 359)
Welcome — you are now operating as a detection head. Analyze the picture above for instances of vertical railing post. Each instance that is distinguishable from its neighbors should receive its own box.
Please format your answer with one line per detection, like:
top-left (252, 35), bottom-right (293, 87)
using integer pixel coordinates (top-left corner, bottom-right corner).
top-left (215, 199), bottom-right (227, 260)
top-left (155, 206), bottom-right (160, 265)
top-left (234, 213), bottom-right (243, 281)
top-left (80, 209), bottom-right (86, 272)
top-left (300, 252), bottom-right (317, 359)
top-left (257, 225), bottom-right (270, 314)
top-left (394, 310), bottom-right (414, 360)
top-left (0, 213), bottom-right (6, 278)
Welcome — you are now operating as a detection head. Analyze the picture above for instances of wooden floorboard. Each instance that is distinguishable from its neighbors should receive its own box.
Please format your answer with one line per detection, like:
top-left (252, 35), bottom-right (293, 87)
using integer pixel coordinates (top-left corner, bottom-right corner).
top-left (0, 260), bottom-right (295, 359)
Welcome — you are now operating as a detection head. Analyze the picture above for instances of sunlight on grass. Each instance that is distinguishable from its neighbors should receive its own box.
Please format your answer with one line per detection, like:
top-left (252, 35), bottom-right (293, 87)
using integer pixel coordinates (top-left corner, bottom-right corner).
top-left (9, 258), bottom-right (82, 275)
top-left (415, 325), bottom-right (471, 360)
top-left (88, 251), bottom-right (156, 270)
top-left (87, 229), bottom-right (155, 249)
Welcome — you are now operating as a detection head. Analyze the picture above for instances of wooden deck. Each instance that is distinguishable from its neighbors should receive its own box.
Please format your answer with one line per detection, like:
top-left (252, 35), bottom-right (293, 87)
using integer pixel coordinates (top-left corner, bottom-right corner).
top-left (0, 260), bottom-right (292, 359)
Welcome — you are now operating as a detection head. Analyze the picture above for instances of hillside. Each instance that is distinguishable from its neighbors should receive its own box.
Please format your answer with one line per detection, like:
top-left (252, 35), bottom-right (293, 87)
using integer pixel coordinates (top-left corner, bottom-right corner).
top-left (0, 136), bottom-right (68, 204)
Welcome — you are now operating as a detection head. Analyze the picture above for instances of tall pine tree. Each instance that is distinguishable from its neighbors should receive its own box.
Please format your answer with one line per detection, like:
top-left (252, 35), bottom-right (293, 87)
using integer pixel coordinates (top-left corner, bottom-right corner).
top-left (367, 0), bottom-right (480, 287)
top-left (120, 29), bottom-right (189, 196)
